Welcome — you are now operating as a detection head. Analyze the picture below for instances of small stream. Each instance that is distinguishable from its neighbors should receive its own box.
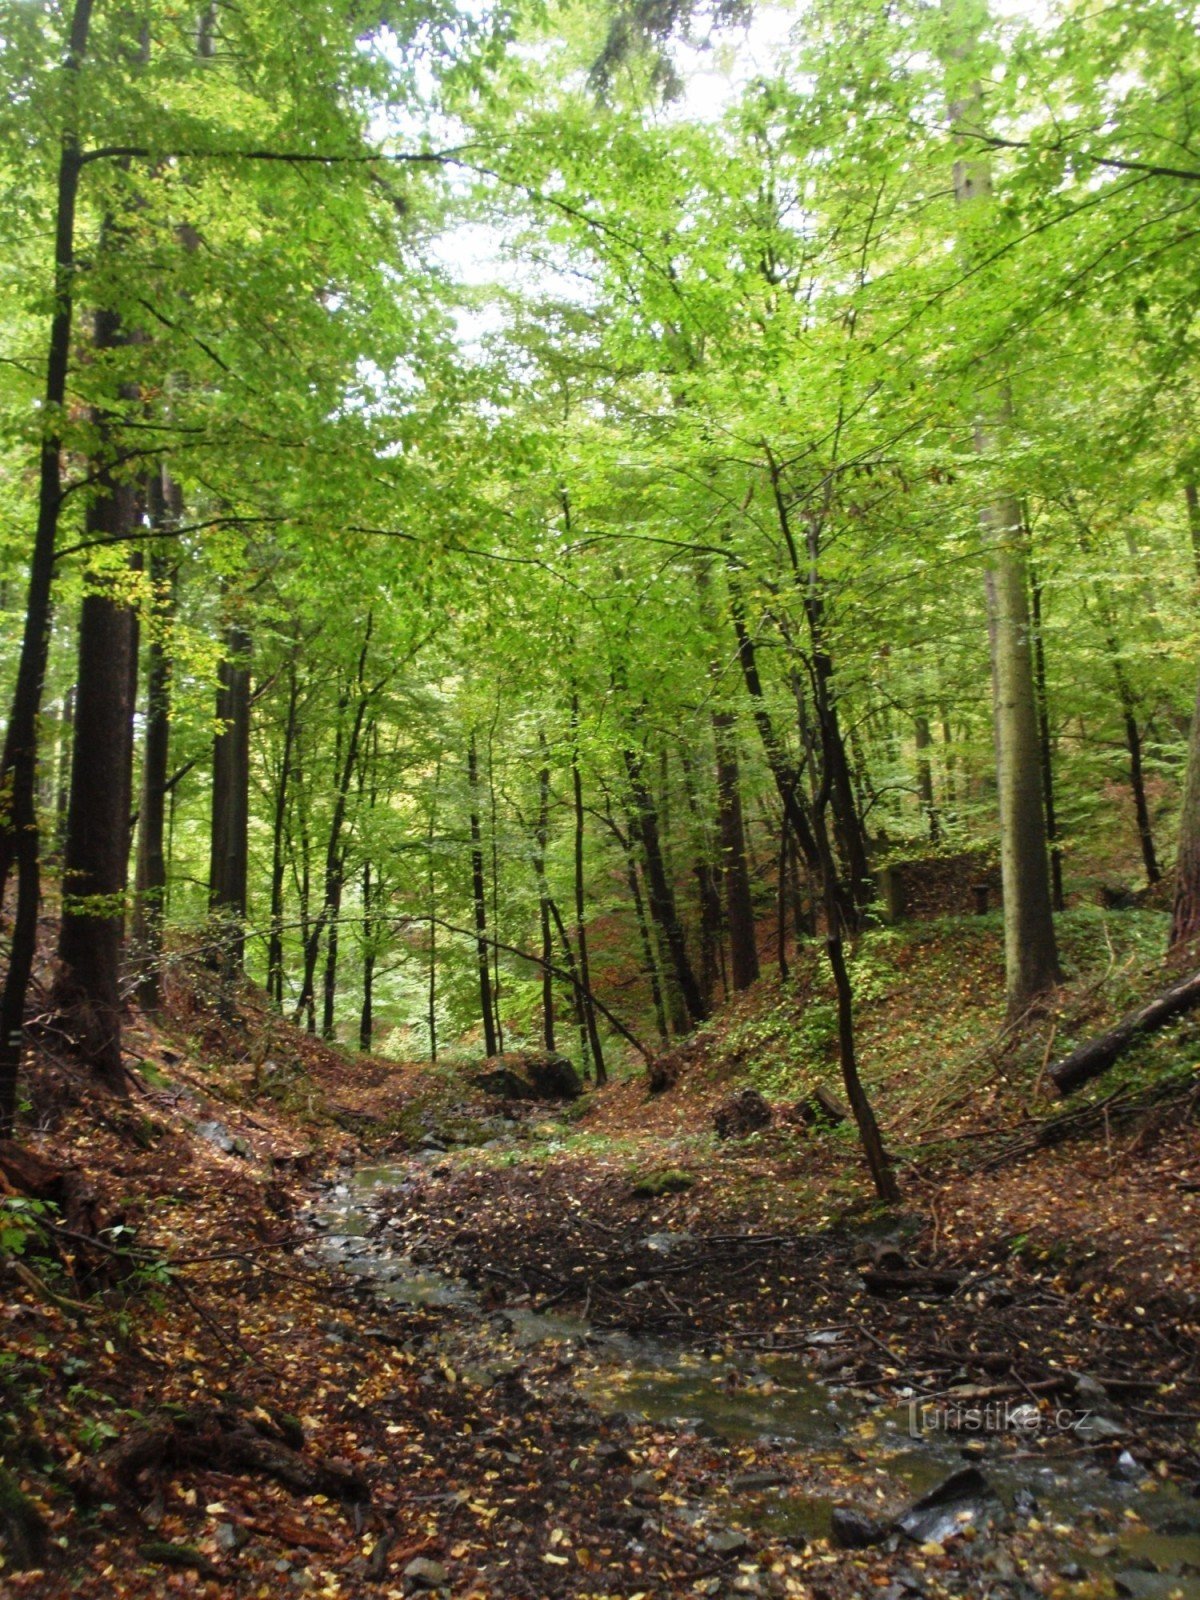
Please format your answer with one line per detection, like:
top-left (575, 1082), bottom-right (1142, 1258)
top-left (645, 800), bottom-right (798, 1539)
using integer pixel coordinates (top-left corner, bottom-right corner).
top-left (304, 1163), bottom-right (1200, 1597)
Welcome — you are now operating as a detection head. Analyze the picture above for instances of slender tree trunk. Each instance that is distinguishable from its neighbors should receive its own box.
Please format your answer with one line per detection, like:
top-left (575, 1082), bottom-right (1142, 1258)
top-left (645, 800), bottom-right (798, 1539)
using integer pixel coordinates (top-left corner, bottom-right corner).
top-left (359, 859), bottom-right (374, 1052)
top-left (776, 823), bottom-right (790, 981)
top-left (469, 732), bottom-right (498, 1058)
top-left (267, 657), bottom-right (300, 1008)
top-left (1170, 670), bottom-right (1200, 947)
top-left (1091, 611), bottom-right (1161, 887)
top-left (487, 721), bottom-right (504, 1055)
top-left (321, 864), bottom-right (343, 1041)
top-left (914, 714), bottom-right (940, 845)
top-left (132, 472), bottom-right (180, 1011)
top-left (812, 779), bottom-right (899, 1204)
top-left (714, 712), bottom-right (759, 992)
top-left (1185, 483), bottom-right (1200, 578)
top-left (533, 754), bottom-right (556, 1053)
top-left (547, 890), bottom-right (592, 1065)
top-left (624, 747), bottom-right (707, 1024)
top-left (208, 621), bottom-right (251, 977)
top-left (0, 0), bottom-right (94, 1135)
top-left (54, 685), bottom-right (75, 860)
top-left (727, 575), bottom-right (824, 885)
top-left (763, 447), bottom-right (871, 912)
top-left (679, 748), bottom-right (723, 1010)
top-left (294, 624), bottom-right (374, 1028)
top-left (427, 770), bottom-right (439, 1063)
top-left (571, 700), bottom-right (606, 1082)
top-left (1028, 559), bottom-right (1065, 911)
top-left (627, 847), bottom-right (670, 1044)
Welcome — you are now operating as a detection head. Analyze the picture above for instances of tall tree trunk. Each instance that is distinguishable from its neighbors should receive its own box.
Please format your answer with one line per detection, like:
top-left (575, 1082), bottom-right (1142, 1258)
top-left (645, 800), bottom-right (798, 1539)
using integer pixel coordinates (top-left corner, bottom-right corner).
top-left (267, 656), bottom-right (300, 1008)
top-left (533, 753), bottom-right (556, 1053)
top-left (359, 858), bottom-right (374, 1053)
top-left (1170, 670), bottom-right (1200, 947)
top-left (625, 844), bottom-right (669, 1045)
top-left (208, 621), bottom-right (251, 978)
top-left (914, 714), bottom-right (941, 845)
top-left (321, 865), bottom-right (343, 1041)
top-left (0, 0), bottom-right (94, 1135)
top-left (714, 711), bottom-right (759, 991)
top-left (1185, 483), bottom-right (1200, 578)
top-left (812, 771), bottom-right (899, 1204)
top-left (776, 822), bottom-right (790, 982)
top-left (571, 700), bottom-right (606, 1082)
top-left (294, 622), bottom-right (374, 1029)
top-left (946, 33), bottom-right (1062, 1018)
top-left (762, 446), bottom-right (871, 912)
top-left (427, 763), bottom-right (440, 1063)
top-left (469, 732), bottom-right (498, 1058)
top-left (679, 748), bottom-right (723, 1010)
top-left (56, 355), bottom-right (142, 1094)
top-left (726, 574), bottom-right (825, 892)
top-left (487, 721), bottom-right (505, 1055)
top-left (1028, 558), bottom-right (1065, 911)
top-left (132, 472), bottom-right (180, 1011)
top-left (53, 685), bottom-right (75, 861)
top-left (624, 746), bottom-right (707, 1025)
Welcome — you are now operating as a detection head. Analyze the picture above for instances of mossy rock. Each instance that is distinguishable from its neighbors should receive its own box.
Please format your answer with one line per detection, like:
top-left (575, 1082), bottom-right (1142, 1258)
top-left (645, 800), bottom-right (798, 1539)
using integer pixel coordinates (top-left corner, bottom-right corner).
top-left (631, 1168), bottom-right (695, 1198)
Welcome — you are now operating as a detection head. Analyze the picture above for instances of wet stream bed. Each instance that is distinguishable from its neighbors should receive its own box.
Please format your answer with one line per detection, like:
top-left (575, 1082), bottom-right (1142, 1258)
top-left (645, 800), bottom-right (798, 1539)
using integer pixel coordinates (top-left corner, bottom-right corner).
top-left (301, 1163), bottom-right (1200, 1599)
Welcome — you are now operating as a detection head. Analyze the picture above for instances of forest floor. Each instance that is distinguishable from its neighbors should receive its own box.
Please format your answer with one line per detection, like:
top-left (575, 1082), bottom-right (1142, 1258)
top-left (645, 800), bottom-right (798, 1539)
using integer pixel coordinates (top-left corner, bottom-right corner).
top-left (1, 907), bottom-right (1199, 1599)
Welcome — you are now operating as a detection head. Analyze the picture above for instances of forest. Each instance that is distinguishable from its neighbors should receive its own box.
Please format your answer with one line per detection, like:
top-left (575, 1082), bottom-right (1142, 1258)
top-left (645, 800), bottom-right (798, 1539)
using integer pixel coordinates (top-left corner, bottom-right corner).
top-left (1, 0), bottom-right (1199, 1594)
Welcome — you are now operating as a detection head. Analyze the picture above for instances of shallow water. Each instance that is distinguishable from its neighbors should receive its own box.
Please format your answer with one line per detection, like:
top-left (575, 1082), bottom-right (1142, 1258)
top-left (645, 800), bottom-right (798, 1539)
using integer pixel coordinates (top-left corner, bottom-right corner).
top-left (307, 1163), bottom-right (1200, 1596)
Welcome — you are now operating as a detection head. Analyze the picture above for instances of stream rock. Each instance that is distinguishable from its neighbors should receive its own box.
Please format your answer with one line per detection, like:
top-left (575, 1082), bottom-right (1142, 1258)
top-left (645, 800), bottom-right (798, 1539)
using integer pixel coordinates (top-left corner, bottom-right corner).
top-left (830, 1506), bottom-right (888, 1548)
top-left (404, 1556), bottom-right (448, 1589)
top-left (895, 1466), bottom-right (999, 1545)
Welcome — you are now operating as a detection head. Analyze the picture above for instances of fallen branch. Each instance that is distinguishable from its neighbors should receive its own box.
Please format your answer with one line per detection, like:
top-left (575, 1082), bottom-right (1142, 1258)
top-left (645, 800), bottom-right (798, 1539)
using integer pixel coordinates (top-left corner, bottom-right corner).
top-left (1048, 967), bottom-right (1200, 1095)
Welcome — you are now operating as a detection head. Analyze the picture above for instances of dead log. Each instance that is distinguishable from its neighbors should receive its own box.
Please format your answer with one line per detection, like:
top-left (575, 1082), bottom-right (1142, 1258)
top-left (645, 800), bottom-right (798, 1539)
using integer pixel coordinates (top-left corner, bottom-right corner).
top-left (88, 1407), bottom-right (368, 1506)
top-left (860, 1268), bottom-right (962, 1296)
top-left (1047, 968), bottom-right (1200, 1095)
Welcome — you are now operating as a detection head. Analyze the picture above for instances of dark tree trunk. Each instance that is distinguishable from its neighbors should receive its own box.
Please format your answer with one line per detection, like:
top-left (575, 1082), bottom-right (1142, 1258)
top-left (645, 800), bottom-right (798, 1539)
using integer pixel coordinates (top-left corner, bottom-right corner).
top-left (618, 825), bottom-right (669, 1045)
top-left (727, 577), bottom-right (823, 880)
top-left (812, 793), bottom-right (899, 1204)
top-left (208, 622), bottom-right (251, 977)
top-left (294, 623), bottom-right (374, 1030)
top-left (679, 748), bottom-right (723, 1010)
top-left (763, 448), bottom-right (871, 912)
top-left (0, 0), bottom-right (93, 1135)
top-left (714, 711), bottom-right (759, 991)
top-left (914, 714), bottom-right (940, 845)
top-left (267, 657), bottom-right (300, 1008)
top-left (427, 762), bottom-right (439, 1062)
top-left (56, 402), bottom-right (142, 1092)
top-left (321, 867), bottom-right (343, 1041)
top-left (469, 733), bottom-right (498, 1058)
top-left (571, 701), bottom-right (606, 1082)
top-left (487, 724), bottom-right (504, 1055)
top-left (533, 755), bottom-right (556, 1053)
top-left (1097, 625), bottom-right (1160, 888)
top-left (776, 822), bottom-right (790, 981)
top-left (624, 747), bottom-right (707, 1025)
top-left (359, 859), bottom-right (374, 1053)
top-left (1170, 669), bottom-right (1200, 948)
top-left (132, 472), bottom-right (180, 1011)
